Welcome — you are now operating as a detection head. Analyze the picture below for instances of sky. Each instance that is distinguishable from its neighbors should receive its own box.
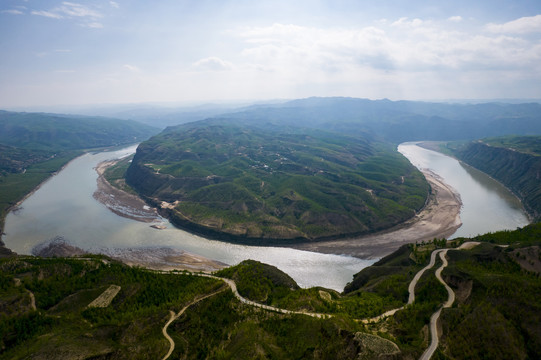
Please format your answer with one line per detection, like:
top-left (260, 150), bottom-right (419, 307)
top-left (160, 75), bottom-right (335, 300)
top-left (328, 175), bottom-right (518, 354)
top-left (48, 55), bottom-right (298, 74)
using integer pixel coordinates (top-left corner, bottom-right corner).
top-left (1, 0), bottom-right (541, 108)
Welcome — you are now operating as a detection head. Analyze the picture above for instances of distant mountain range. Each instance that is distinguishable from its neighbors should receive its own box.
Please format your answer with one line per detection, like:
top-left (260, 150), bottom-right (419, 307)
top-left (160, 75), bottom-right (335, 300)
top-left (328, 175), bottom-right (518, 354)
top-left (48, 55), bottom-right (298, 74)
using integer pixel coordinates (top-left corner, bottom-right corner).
top-left (209, 97), bottom-right (541, 143)
top-left (12, 98), bottom-right (541, 134)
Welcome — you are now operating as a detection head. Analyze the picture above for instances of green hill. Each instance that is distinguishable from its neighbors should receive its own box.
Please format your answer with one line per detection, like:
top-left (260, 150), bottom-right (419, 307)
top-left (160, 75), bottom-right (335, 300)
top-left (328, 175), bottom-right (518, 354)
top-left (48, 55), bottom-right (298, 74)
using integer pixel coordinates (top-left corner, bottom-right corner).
top-left (440, 225), bottom-right (541, 359)
top-left (0, 110), bottom-right (160, 241)
top-left (2, 224), bottom-right (540, 359)
top-left (447, 135), bottom-right (541, 220)
top-left (126, 121), bottom-right (428, 242)
top-left (0, 255), bottom-right (391, 360)
top-left (0, 110), bottom-right (158, 151)
top-left (343, 224), bottom-right (541, 359)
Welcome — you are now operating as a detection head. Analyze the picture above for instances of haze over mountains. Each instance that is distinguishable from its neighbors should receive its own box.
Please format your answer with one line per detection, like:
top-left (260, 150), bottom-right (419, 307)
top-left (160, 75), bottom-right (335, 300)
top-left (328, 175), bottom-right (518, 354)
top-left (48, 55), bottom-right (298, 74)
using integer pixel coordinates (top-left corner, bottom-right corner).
top-left (211, 97), bottom-right (541, 142)
top-left (9, 97), bottom-right (540, 134)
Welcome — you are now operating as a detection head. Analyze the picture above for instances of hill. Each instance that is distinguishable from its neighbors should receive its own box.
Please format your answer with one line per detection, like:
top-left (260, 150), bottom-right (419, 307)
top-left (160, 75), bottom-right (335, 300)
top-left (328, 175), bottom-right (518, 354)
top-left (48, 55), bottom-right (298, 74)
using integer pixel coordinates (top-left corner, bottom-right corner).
top-left (0, 110), bottom-right (160, 244)
top-left (0, 110), bottom-right (158, 151)
top-left (125, 97), bottom-right (541, 243)
top-left (0, 255), bottom-right (393, 359)
top-left (447, 135), bottom-right (541, 220)
top-left (126, 120), bottom-right (429, 242)
top-left (2, 224), bottom-right (539, 359)
top-left (440, 225), bottom-right (541, 359)
top-left (342, 224), bottom-right (541, 359)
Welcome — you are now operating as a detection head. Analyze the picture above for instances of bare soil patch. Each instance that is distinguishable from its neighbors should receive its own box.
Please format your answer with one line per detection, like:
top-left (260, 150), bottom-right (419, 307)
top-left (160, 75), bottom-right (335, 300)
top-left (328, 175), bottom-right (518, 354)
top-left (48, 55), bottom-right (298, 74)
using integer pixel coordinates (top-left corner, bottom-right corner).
top-left (87, 284), bottom-right (121, 308)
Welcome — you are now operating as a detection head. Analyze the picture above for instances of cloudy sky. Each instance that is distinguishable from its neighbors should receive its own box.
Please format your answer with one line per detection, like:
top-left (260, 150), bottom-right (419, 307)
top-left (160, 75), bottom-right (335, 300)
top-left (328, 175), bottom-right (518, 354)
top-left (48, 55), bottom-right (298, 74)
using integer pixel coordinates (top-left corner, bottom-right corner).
top-left (1, 0), bottom-right (541, 107)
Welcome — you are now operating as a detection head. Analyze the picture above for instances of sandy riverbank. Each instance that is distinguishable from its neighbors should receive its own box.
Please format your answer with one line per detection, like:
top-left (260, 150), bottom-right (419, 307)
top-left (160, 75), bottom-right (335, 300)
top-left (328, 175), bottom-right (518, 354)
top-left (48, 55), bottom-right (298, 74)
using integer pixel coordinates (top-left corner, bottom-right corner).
top-left (31, 237), bottom-right (226, 273)
top-left (93, 160), bottom-right (161, 223)
top-left (93, 160), bottom-right (227, 272)
top-left (94, 159), bottom-right (462, 260)
top-left (289, 169), bottom-right (462, 258)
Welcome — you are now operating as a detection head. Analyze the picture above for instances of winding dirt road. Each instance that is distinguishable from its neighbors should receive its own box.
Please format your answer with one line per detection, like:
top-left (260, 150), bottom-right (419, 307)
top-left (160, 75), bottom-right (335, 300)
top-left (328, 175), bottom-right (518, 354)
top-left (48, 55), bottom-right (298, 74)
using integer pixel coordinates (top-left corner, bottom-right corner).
top-left (161, 286), bottom-right (228, 360)
top-left (420, 243), bottom-right (478, 360)
top-left (363, 248), bottom-right (444, 323)
top-left (162, 243), bottom-right (478, 360)
top-left (418, 249), bottom-right (453, 360)
top-left (160, 275), bottom-right (329, 360)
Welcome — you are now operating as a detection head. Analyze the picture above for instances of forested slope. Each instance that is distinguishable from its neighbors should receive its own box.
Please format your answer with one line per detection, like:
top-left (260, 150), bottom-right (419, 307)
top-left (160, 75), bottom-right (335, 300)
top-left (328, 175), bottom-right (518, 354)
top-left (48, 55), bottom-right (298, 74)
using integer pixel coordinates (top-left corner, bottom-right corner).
top-left (449, 136), bottom-right (541, 220)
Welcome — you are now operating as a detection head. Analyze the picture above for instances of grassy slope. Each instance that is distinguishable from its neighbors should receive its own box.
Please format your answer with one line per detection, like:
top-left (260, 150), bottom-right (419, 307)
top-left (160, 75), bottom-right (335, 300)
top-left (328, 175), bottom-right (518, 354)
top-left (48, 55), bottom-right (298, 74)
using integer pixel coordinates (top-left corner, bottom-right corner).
top-left (0, 256), bottom-right (224, 359)
top-left (483, 135), bottom-right (541, 155)
top-left (0, 256), bottom-right (382, 360)
top-left (440, 224), bottom-right (541, 359)
top-left (0, 110), bottom-right (158, 151)
top-left (127, 122), bottom-right (428, 241)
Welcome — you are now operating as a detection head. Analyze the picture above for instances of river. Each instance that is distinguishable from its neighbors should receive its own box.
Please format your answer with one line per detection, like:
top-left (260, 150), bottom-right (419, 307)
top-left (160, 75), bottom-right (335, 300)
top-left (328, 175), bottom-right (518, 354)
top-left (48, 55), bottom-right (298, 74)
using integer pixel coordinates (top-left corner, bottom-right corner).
top-left (2, 143), bottom-right (529, 291)
top-left (398, 143), bottom-right (529, 238)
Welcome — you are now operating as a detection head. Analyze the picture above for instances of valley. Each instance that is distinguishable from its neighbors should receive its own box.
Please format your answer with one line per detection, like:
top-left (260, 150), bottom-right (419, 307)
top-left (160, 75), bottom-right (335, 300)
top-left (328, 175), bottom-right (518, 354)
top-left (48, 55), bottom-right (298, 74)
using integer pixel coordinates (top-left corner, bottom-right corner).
top-left (0, 98), bottom-right (539, 359)
top-left (3, 1), bottom-right (541, 358)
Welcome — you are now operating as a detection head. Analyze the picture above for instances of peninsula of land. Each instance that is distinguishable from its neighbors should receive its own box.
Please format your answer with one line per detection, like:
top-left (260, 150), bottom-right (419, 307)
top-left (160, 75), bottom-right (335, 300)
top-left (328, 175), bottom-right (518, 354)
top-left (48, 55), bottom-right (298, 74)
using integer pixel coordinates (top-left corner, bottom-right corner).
top-left (95, 159), bottom-right (462, 260)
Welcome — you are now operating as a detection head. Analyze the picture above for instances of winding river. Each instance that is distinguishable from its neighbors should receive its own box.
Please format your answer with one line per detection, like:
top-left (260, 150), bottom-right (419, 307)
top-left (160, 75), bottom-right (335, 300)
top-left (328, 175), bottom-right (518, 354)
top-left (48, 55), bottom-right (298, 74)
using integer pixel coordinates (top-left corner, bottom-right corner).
top-left (2, 143), bottom-right (529, 291)
top-left (398, 143), bottom-right (529, 238)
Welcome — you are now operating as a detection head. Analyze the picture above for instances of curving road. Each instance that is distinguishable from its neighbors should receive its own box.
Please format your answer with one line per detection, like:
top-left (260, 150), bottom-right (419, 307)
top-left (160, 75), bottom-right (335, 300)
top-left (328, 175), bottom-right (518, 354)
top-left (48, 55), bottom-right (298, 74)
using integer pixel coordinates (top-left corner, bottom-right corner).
top-left (161, 286), bottom-right (228, 360)
top-left (363, 248), bottom-right (443, 323)
top-left (161, 242), bottom-right (478, 360)
top-left (161, 274), bottom-right (329, 360)
top-left (419, 249), bottom-right (456, 360)
top-left (201, 274), bottom-right (328, 318)
top-left (419, 243), bottom-right (478, 359)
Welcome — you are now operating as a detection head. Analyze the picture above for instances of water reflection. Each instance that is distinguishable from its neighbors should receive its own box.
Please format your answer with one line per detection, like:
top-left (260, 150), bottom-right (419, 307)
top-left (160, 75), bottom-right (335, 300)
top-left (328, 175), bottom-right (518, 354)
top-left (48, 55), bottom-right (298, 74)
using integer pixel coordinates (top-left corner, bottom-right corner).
top-left (398, 142), bottom-right (529, 238)
top-left (3, 142), bottom-right (530, 290)
top-left (3, 146), bottom-right (371, 291)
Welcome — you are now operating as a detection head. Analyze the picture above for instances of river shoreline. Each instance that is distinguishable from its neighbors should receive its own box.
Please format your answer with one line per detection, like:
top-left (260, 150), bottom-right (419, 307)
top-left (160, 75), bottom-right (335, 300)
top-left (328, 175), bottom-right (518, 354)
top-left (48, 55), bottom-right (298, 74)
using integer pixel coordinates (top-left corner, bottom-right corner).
top-left (94, 160), bottom-right (162, 223)
top-left (0, 152), bottom-right (84, 255)
top-left (94, 158), bottom-right (463, 260)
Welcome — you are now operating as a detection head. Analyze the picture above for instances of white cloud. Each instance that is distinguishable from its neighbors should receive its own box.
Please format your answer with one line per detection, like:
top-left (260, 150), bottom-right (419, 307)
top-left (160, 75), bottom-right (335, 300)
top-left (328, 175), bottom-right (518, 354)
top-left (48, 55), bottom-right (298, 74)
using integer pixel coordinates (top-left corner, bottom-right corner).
top-left (232, 18), bottom-right (541, 82)
top-left (31, 2), bottom-right (103, 25)
top-left (2, 9), bottom-right (24, 15)
top-left (84, 22), bottom-right (103, 28)
top-left (110, 1), bottom-right (119, 9)
top-left (123, 64), bottom-right (141, 72)
top-left (448, 16), bottom-right (463, 23)
top-left (31, 10), bottom-right (64, 19)
top-left (391, 17), bottom-right (425, 28)
top-left (192, 57), bottom-right (233, 71)
top-left (486, 14), bottom-right (541, 34)
top-left (59, 2), bottom-right (102, 18)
